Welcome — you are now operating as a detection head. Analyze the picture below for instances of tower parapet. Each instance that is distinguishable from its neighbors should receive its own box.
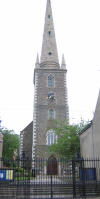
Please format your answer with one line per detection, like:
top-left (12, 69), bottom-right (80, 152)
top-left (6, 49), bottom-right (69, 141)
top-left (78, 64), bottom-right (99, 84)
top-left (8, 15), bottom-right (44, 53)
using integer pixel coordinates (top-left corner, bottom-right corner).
top-left (61, 54), bottom-right (66, 70)
top-left (35, 54), bottom-right (40, 68)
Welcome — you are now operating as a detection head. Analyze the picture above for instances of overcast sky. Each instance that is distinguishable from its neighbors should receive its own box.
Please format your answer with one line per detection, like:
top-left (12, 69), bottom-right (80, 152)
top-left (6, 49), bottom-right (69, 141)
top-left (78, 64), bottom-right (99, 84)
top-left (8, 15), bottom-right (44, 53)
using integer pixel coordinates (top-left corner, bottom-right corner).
top-left (0, 0), bottom-right (100, 133)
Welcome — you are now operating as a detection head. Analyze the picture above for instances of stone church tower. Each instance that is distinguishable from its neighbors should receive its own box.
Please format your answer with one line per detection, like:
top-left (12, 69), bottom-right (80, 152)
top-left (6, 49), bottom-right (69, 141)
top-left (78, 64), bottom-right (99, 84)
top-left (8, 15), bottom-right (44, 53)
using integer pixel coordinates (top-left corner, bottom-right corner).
top-left (32, 0), bottom-right (69, 160)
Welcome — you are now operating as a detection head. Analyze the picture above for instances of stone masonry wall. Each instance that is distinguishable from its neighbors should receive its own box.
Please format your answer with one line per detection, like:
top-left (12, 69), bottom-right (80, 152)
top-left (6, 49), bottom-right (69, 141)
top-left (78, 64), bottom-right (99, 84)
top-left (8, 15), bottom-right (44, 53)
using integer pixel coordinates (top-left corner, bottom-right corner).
top-left (33, 67), bottom-right (68, 158)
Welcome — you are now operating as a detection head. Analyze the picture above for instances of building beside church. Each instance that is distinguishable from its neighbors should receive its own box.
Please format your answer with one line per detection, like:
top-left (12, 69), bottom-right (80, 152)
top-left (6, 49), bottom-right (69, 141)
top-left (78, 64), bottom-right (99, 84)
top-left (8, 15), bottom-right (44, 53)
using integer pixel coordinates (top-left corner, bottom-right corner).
top-left (0, 133), bottom-right (3, 157)
top-left (20, 0), bottom-right (69, 163)
top-left (20, 122), bottom-right (33, 161)
top-left (0, 133), bottom-right (3, 167)
top-left (80, 91), bottom-right (100, 158)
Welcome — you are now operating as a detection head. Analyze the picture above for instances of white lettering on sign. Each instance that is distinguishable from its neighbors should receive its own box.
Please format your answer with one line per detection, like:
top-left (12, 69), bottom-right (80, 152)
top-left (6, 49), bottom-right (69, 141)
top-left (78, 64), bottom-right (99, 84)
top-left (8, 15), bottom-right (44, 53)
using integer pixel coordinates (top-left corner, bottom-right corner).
top-left (0, 173), bottom-right (4, 179)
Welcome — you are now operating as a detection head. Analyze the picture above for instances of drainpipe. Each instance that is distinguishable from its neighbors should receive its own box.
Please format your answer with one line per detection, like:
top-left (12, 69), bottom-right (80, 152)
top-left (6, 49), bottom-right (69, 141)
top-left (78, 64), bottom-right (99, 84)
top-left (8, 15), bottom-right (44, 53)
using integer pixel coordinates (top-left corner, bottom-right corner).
top-left (91, 121), bottom-right (94, 159)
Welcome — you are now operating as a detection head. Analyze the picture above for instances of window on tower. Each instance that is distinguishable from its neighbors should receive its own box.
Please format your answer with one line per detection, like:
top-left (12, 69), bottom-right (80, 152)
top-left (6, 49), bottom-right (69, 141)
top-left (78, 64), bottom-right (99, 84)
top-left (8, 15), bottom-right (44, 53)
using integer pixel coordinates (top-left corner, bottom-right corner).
top-left (49, 109), bottom-right (54, 120)
top-left (48, 75), bottom-right (54, 87)
top-left (46, 129), bottom-right (57, 145)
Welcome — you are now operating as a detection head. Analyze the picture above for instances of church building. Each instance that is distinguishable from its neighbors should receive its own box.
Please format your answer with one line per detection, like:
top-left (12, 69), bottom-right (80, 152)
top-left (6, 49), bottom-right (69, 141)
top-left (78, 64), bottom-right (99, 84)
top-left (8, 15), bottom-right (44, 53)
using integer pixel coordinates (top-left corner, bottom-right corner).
top-left (80, 91), bottom-right (100, 158)
top-left (20, 0), bottom-right (69, 162)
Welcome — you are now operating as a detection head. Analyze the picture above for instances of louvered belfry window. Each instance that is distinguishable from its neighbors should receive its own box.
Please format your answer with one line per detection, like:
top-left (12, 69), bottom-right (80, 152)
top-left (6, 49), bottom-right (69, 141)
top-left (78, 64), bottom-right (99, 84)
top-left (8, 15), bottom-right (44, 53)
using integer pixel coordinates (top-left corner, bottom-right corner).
top-left (48, 75), bottom-right (54, 88)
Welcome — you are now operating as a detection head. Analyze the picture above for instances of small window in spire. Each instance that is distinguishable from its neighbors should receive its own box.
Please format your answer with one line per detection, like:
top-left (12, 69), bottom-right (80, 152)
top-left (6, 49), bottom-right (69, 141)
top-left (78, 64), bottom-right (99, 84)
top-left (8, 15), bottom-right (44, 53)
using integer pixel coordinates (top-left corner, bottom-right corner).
top-left (48, 15), bottom-right (51, 18)
top-left (48, 31), bottom-right (51, 35)
top-left (48, 52), bottom-right (52, 55)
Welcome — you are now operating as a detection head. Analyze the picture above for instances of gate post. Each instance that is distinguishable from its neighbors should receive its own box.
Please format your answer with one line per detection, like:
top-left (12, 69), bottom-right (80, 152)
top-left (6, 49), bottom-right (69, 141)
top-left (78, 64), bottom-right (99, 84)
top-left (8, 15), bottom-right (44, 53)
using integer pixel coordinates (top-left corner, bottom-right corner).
top-left (80, 158), bottom-right (86, 198)
top-left (50, 159), bottom-right (53, 199)
top-left (51, 172), bottom-right (53, 199)
top-left (72, 158), bottom-right (76, 199)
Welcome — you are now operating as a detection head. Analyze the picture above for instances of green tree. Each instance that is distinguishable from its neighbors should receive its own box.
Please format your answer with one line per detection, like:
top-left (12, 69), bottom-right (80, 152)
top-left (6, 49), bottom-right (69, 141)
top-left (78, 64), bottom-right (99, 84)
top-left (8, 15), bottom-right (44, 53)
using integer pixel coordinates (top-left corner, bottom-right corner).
top-left (1, 128), bottom-right (19, 159)
top-left (49, 120), bottom-right (87, 158)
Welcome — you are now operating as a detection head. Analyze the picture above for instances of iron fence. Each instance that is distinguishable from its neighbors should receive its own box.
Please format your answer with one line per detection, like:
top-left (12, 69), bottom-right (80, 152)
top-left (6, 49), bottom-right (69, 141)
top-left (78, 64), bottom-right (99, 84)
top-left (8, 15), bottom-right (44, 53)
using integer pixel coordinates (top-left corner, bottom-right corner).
top-left (73, 157), bottom-right (100, 198)
top-left (0, 157), bottom-right (100, 198)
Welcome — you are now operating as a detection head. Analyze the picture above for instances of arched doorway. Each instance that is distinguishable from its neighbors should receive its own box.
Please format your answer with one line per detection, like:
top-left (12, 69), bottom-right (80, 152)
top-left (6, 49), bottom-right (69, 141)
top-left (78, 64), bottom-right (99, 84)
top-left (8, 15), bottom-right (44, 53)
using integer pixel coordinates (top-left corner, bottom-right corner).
top-left (47, 156), bottom-right (57, 175)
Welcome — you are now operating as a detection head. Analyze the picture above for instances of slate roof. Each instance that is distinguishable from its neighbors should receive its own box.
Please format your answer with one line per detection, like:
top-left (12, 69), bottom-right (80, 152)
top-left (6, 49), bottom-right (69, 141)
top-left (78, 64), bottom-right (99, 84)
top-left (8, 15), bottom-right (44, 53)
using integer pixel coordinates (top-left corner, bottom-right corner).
top-left (21, 121), bottom-right (33, 133)
top-left (79, 120), bottom-right (93, 135)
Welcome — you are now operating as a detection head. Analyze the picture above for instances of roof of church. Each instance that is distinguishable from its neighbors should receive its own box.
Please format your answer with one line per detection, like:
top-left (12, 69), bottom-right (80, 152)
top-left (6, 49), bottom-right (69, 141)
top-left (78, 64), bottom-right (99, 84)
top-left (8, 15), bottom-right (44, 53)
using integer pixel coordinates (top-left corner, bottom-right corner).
top-left (21, 121), bottom-right (33, 133)
top-left (93, 90), bottom-right (100, 121)
top-left (79, 120), bottom-right (93, 135)
top-left (79, 90), bottom-right (100, 136)
top-left (40, 0), bottom-right (59, 65)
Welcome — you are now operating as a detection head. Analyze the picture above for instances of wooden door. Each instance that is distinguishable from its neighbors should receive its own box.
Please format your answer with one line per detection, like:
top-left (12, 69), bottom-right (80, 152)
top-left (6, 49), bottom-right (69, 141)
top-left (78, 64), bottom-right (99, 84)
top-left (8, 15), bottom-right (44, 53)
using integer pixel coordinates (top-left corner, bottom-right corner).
top-left (47, 156), bottom-right (57, 175)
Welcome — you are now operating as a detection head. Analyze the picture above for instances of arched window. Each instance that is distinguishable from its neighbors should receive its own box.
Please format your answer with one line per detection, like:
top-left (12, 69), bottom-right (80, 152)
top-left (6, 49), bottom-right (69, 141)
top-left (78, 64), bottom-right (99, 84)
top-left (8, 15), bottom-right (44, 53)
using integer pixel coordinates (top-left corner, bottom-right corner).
top-left (48, 75), bottom-right (54, 88)
top-left (49, 109), bottom-right (54, 120)
top-left (46, 129), bottom-right (57, 145)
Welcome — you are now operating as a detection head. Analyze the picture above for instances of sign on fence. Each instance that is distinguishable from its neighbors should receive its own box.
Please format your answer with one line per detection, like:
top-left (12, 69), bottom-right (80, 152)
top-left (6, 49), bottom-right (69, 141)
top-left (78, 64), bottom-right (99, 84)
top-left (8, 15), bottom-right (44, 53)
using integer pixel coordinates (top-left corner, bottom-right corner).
top-left (80, 168), bottom-right (96, 181)
top-left (0, 169), bottom-right (13, 181)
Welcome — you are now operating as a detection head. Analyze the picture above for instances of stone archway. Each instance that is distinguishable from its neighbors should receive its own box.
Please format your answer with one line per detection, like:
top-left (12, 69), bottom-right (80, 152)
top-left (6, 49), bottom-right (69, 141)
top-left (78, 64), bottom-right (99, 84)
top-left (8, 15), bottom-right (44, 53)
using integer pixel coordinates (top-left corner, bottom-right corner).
top-left (47, 156), bottom-right (57, 175)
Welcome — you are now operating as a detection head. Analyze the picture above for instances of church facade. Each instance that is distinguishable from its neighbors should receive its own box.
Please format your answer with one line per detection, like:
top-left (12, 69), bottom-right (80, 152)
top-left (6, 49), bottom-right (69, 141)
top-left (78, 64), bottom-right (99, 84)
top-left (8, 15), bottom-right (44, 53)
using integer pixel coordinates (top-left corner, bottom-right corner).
top-left (20, 0), bottom-right (69, 163)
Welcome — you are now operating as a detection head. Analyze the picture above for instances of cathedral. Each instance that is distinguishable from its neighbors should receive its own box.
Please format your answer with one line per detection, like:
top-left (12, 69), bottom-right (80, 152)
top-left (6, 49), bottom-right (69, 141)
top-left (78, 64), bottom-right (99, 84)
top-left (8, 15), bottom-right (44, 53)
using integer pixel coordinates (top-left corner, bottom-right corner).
top-left (20, 0), bottom-right (69, 163)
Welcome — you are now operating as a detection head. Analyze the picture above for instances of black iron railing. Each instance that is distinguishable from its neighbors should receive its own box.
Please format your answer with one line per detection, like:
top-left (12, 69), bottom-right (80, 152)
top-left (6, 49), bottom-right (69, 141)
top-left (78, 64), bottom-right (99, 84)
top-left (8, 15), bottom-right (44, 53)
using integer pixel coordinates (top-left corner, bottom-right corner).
top-left (0, 157), bottom-right (100, 198)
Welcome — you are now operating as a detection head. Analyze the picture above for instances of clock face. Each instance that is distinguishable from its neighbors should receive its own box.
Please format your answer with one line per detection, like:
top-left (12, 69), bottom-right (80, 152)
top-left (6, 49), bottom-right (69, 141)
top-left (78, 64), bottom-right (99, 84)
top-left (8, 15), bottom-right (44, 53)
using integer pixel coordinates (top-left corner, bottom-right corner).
top-left (46, 93), bottom-right (55, 102)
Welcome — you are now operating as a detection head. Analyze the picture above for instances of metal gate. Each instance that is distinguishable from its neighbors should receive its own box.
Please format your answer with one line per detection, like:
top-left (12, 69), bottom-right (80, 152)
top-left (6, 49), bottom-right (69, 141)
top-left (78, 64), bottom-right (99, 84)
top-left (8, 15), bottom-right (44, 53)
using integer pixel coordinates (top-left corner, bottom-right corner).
top-left (72, 157), bottom-right (100, 198)
top-left (0, 158), bottom-right (73, 199)
top-left (1, 157), bottom-right (100, 199)
top-left (30, 158), bottom-right (73, 199)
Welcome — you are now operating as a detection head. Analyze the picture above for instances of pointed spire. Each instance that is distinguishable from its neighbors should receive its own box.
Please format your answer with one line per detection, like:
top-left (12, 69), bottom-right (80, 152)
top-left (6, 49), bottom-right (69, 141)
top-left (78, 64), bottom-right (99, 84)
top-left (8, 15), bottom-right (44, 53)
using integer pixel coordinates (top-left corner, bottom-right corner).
top-left (61, 54), bottom-right (66, 69)
top-left (35, 53), bottom-right (40, 68)
top-left (40, 0), bottom-right (59, 66)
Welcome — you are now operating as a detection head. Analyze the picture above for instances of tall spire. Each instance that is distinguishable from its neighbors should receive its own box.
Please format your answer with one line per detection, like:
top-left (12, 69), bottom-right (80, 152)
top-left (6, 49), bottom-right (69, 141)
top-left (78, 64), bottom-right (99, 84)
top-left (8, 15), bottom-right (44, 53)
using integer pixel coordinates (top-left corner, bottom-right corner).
top-left (40, 0), bottom-right (59, 65)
